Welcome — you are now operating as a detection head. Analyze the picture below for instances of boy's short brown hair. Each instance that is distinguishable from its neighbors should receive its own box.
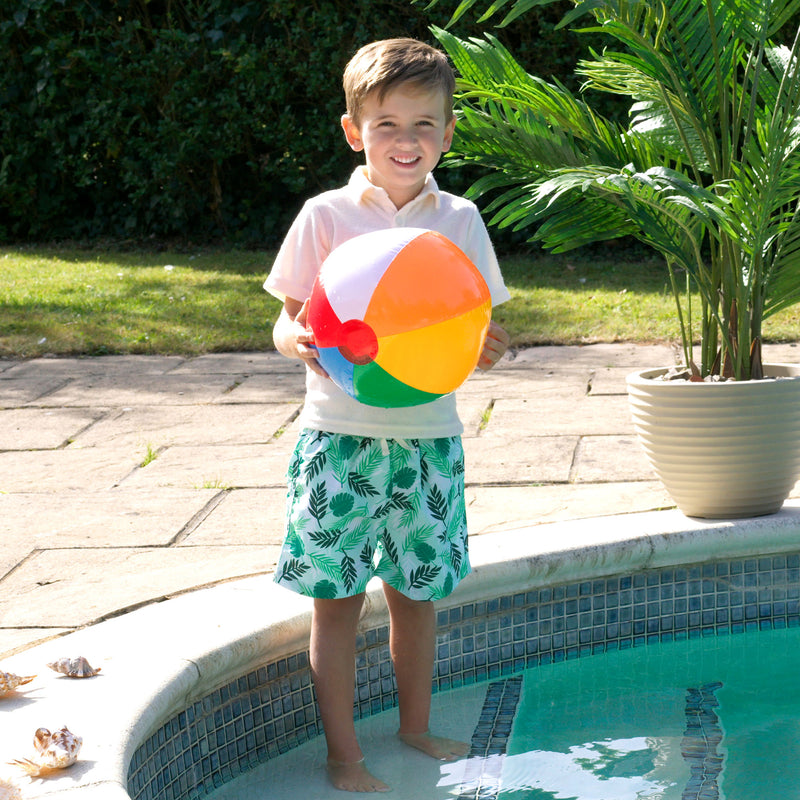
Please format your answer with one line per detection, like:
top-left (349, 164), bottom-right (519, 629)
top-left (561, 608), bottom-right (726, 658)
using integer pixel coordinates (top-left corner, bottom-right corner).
top-left (343, 38), bottom-right (456, 126)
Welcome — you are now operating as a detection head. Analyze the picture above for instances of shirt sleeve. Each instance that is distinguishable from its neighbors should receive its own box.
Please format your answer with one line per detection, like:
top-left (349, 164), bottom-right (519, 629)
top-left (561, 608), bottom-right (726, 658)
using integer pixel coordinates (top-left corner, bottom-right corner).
top-left (464, 207), bottom-right (511, 307)
top-left (263, 199), bottom-right (331, 303)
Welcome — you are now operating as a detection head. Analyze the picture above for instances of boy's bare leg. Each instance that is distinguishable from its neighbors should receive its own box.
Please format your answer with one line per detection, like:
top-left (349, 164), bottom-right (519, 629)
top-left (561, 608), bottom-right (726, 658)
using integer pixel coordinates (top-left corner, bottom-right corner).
top-left (311, 595), bottom-right (390, 793)
top-left (383, 584), bottom-right (470, 761)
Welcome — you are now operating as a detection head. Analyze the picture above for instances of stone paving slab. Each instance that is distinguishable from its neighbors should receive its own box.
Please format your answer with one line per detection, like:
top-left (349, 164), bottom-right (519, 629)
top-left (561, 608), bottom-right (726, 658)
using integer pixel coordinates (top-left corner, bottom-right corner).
top-left (456, 395), bottom-right (496, 437)
top-left (587, 366), bottom-right (638, 395)
top-left (509, 342), bottom-right (678, 368)
top-left (488, 394), bottom-right (636, 436)
top-left (466, 480), bottom-right (800, 536)
top-left (759, 342), bottom-right (800, 361)
top-left (456, 368), bottom-right (592, 401)
top-left (1, 447), bottom-right (143, 492)
top-left (0, 488), bottom-right (220, 549)
top-left (219, 372), bottom-right (306, 404)
top-left (70, 403), bottom-right (299, 449)
top-left (184, 487), bottom-right (289, 546)
top-left (35, 372), bottom-right (240, 407)
top-left (167, 351), bottom-right (304, 375)
top-left (462, 432), bottom-right (578, 484)
top-left (120, 441), bottom-right (296, 490)
top-left (0, 544), bottom-right (281, 629)
top-left (0, 543), bottom-right (34, 588)
top-left (3, 354), bottom-right (186, 379)
top-left (570, 434), bottom-right (658, 482)
top-left (0, 626), bottom-right (71, 656)
top-left (0, 407), bottom-right (105, 449)
top-left (464, 481), bottom-right (675, 532)
top-left (0, 374), bottom-right (72, 406)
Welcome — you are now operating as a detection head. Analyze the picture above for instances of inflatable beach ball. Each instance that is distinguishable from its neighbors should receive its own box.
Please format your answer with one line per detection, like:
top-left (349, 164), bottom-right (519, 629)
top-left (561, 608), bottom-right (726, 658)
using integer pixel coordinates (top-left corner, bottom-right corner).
top-left (307, 227), bottom-right (492, 407)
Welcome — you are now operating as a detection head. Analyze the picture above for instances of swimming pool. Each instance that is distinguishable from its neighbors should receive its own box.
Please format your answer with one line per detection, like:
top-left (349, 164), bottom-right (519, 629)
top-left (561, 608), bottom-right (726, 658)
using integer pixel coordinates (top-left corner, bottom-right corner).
top-left (214, 625), bottom-right (800, 799)
top-left (125, 508), bottom-right (800, 800)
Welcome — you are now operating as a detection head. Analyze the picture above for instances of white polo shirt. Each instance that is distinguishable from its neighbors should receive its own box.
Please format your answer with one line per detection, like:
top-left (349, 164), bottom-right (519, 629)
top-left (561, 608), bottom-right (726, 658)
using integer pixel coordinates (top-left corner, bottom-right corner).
top-left (265, 167), bottom-right (510, 439)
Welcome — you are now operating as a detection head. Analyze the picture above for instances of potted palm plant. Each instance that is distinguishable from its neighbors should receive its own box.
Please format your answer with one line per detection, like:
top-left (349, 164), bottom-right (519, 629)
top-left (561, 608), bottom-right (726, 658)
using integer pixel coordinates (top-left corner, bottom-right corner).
top-left (423, 0), bottom-right (800, 517)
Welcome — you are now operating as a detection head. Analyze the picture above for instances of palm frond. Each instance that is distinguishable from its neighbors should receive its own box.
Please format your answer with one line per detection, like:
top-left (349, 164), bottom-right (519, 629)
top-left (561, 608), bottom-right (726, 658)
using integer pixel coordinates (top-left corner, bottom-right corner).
top-left (721, 0), bottom-right (800, 42)
top-left (429, 0), bottom-right (800, 377)
top-left (417, 0), bottom-right (580, 28)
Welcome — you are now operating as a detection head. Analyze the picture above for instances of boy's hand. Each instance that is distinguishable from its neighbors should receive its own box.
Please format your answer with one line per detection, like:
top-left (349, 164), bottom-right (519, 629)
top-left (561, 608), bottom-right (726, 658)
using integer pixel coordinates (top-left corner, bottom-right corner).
top-left (477, 321), bottom-right (510, 371)
top-left (274, 298), bottom-right (329, 378)
top-left (293, 299), bottom-right (329, 378)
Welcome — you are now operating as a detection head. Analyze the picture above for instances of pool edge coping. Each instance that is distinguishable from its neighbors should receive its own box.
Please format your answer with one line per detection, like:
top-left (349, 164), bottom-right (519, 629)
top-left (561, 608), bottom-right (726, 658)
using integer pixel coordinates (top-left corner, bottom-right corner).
top-left (5, 502), bottom-right (800, 799)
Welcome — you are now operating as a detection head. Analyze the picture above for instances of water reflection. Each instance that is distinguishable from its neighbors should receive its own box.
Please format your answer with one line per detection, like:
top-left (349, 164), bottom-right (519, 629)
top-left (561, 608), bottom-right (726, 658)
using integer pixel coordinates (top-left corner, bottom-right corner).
top-left (439, 737), bottom-right (675, 799)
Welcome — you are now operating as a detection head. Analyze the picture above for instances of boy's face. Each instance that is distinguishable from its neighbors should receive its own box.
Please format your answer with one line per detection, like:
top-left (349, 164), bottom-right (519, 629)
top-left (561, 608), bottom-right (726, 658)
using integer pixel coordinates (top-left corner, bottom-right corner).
top-left (341, 83), bottom-right (456, 210)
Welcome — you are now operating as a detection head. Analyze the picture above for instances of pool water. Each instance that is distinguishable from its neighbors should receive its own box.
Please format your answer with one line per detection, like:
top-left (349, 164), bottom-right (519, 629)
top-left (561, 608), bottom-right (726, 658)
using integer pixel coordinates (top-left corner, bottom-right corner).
top-left (211, 626), bottom-right (800, 799)
top-left (491, 627), bottom-right (800, 799)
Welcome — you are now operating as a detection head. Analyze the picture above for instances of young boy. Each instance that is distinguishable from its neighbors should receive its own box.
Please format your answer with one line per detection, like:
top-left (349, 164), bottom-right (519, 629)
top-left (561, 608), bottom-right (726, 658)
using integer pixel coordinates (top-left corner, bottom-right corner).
top-left (265, 38), bottom-right (511, 793)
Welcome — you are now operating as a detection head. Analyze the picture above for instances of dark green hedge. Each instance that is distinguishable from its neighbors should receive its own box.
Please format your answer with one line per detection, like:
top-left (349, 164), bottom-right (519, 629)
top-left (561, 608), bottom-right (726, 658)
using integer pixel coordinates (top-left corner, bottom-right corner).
top-left (0, 0), bottom-right (607, 246)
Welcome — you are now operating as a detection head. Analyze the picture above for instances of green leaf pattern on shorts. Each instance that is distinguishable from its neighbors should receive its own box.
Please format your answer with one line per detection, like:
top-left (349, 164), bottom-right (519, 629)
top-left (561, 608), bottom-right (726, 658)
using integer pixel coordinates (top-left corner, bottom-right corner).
top-left (275, 430), bottom-right (469, 601)
top-left (330, 492), bottom-right (355, 517)
top-left (308, 550), bottom-right (340, 583)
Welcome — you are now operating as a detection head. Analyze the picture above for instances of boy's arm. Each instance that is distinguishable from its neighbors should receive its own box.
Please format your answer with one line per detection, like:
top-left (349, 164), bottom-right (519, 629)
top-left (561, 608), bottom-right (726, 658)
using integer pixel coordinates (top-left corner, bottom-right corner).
top-left (477, 321), bottom-right (510, 371)
top-left (273, 297), bottom-right (329, 378)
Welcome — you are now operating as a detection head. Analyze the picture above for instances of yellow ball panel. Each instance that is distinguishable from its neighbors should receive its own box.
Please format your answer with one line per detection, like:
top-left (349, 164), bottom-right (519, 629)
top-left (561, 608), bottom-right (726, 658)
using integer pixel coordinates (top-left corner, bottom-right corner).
top-left (374, 301), bottom-right (492, 394)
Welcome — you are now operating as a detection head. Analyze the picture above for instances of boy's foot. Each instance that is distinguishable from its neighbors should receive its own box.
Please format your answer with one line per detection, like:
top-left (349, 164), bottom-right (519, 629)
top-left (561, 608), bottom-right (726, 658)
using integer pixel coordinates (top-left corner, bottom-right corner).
top-left (397, 731), bottom-right (470, 762)
top-left (327, 757), bottom-right (391, 793)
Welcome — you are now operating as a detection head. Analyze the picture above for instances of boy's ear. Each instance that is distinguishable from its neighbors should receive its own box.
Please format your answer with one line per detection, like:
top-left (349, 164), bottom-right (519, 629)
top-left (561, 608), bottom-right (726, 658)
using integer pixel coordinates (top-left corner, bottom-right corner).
top-left (341, 114), bottom-right (364, 152)
top-left (442, 115), bottom-right (456, 152)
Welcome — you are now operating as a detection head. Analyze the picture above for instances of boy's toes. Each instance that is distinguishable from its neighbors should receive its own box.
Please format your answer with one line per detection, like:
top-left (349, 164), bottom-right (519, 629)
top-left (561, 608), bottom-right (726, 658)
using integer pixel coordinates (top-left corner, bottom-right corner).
top-left (327, 758), bottom-right (391, 793)
top-left (397, 731), bottom-right (469, 762)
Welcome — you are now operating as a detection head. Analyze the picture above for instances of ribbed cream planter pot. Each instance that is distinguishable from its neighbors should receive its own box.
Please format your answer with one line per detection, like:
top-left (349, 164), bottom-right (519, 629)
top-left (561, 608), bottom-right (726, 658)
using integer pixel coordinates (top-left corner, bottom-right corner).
top-left (627, 364), bottom-right (800, 518)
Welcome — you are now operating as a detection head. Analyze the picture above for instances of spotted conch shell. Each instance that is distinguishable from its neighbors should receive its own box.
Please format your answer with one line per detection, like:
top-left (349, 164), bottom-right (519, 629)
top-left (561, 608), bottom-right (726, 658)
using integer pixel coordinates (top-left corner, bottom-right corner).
top-left (0, 778), bottom-right (22, 800)
top-left (10, 726), bottom-right (82, 777)
top-left (0, 670), bottom-right (35, 697)
top-left (47, 656), bottom-right (101, 678)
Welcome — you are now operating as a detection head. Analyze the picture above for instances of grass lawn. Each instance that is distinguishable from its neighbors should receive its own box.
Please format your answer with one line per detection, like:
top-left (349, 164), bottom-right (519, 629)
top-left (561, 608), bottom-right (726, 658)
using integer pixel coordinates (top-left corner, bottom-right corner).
top-left (2, 242), bottom-right (799, 358)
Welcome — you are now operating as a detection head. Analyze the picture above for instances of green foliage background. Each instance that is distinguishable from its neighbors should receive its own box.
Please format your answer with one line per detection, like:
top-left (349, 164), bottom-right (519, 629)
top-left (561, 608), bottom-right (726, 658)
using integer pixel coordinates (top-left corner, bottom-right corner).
top-left (0, 0), bottom-right (610, 246)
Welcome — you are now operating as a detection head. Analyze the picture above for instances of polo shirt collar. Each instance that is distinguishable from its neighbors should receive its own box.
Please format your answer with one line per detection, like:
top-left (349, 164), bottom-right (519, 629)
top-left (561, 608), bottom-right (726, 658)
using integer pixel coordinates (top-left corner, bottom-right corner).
top-left (347, 166), bottom-right (442, 211)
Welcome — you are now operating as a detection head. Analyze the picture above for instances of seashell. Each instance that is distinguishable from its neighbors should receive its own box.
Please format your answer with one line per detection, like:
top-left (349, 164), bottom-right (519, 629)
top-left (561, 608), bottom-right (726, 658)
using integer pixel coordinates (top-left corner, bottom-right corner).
top-left (0, 778), bottom-right (22, 800)
top-left (47, 656), bottom-right (101, 678)
top-left (9, 726), bottom-right (82, 777)
top-left (0, 670), bottom-right (36, 697)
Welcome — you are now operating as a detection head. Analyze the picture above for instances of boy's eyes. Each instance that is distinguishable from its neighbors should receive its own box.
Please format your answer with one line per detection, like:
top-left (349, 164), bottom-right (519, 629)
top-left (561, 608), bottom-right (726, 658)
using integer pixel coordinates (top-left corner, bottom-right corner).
top-left (376, 120), bottom-right (435, 127)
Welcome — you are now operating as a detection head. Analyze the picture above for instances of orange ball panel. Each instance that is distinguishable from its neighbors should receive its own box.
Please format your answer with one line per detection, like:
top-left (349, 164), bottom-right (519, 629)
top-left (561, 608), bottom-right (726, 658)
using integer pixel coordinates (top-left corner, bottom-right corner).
top-left (364, 232), bottom-right (491, 337)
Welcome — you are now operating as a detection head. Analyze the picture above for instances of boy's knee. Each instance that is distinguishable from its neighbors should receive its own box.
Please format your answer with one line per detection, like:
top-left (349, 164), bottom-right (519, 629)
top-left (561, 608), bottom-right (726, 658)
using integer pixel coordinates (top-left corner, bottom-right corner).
top-left (313, 593), bottom-right (366, 621)
top-left (383, 582), bottom-right (433, 611)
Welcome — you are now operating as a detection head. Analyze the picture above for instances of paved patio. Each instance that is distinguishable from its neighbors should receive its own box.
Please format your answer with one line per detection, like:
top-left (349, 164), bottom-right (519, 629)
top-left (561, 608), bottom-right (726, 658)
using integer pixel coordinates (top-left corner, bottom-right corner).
top-left (3, 341), bottom-right (799, 658)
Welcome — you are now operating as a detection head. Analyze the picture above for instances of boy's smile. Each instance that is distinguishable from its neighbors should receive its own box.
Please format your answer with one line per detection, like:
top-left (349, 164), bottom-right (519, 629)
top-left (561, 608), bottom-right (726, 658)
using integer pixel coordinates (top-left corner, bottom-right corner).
top-left (341, 84), bottom-right (456, 210)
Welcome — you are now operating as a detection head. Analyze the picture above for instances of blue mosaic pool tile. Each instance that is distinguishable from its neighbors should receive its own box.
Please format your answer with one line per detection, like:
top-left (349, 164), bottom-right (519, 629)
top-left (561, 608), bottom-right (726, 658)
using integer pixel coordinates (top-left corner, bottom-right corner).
top-left (127, 651), bottom-right (320, 800)
top-left (451, 676), bottom-right (523, 800)
top-left (682, 682), bottom-right (724, 800)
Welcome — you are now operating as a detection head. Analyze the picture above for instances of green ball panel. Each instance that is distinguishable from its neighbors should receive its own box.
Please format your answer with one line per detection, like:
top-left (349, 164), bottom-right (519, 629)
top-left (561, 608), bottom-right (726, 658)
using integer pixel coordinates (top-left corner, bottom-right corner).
top-left (353, 361), bottom-right (442, 408)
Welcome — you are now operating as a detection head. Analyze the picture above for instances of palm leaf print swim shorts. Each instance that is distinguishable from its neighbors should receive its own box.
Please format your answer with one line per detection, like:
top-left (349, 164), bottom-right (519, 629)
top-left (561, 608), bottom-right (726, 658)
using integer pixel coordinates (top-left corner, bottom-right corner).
top-left (274, 429), bottom-right (470, 601)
